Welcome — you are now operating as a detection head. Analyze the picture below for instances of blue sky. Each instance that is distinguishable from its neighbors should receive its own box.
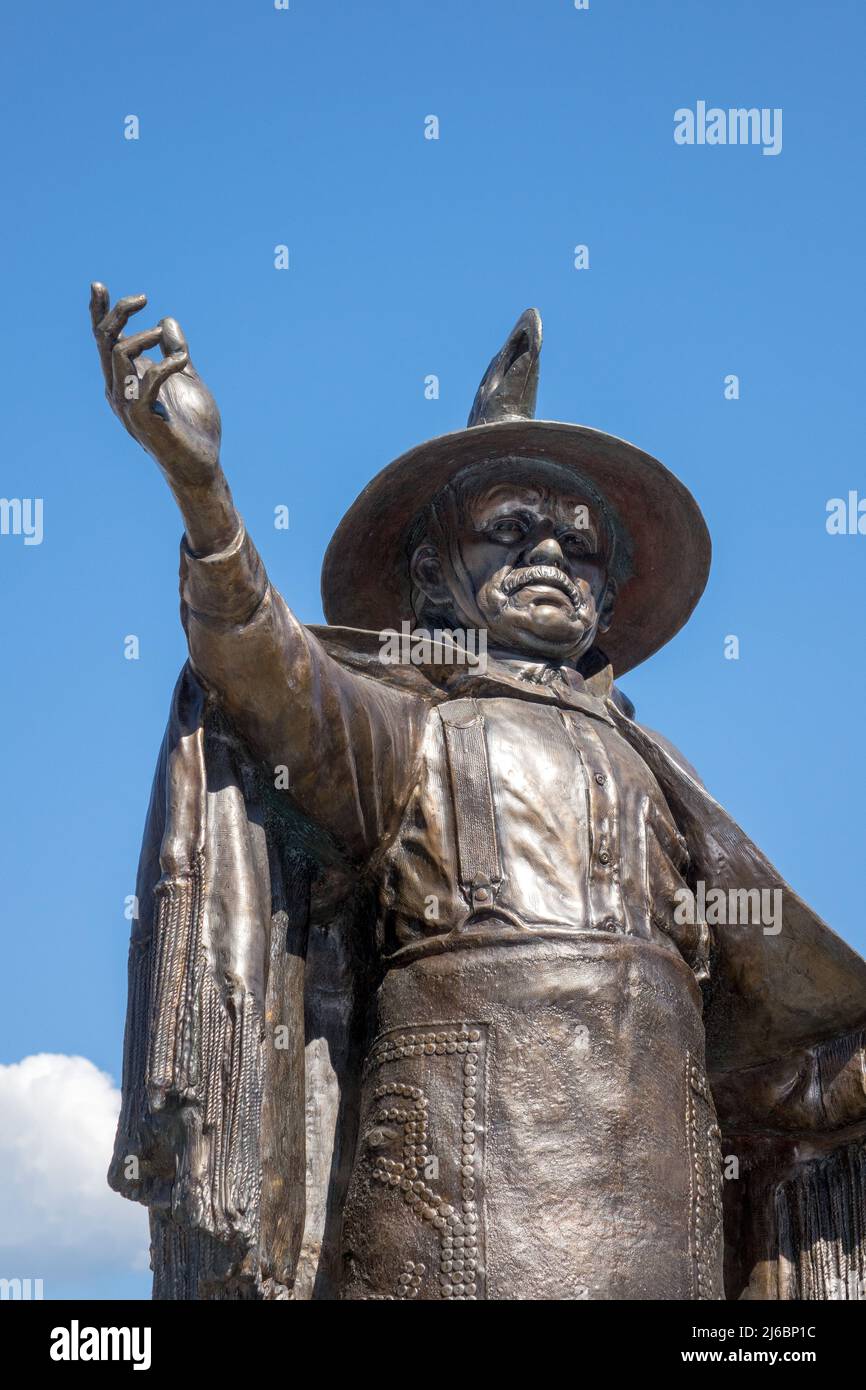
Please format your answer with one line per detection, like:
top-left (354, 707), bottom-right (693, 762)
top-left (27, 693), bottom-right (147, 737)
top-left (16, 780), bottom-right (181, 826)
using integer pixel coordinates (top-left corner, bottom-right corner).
top-left (1, 0), bottom-right (864, 1299)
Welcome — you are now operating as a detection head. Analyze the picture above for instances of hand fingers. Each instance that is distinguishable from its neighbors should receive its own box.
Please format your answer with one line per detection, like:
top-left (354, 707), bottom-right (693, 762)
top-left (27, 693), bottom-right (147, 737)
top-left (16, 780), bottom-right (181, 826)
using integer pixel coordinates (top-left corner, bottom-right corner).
top-left (114, 326), bottom-right (163, 360)
top-left (111, 326), bottom-right (164, 396)
top-left (140, 350), bottom-right (189, 407)
top-left (97, 293), bottom-right (148, 344)
top-left (89, 282), bottom-right (110, 333)
top-left (91, 290), bottom-right (148, 393)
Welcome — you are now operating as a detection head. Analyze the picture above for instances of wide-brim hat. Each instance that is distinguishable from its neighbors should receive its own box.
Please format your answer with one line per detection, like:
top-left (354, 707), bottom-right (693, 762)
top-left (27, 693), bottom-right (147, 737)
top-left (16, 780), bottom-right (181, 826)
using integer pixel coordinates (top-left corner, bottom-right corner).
top-left (321, 310), bottom-right (710, 677)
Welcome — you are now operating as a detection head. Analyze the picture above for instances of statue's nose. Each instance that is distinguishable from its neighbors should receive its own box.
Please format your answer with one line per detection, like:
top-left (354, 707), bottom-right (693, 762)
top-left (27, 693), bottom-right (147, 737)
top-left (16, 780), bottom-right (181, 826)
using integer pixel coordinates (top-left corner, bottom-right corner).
top-left (525, 536), bottom-right (565, 568)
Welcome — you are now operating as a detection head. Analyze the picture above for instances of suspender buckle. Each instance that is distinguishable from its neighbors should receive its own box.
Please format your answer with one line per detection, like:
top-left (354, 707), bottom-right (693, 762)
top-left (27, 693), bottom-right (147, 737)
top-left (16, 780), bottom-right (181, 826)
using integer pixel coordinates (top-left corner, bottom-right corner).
top-left (469, 873), bottom-right (501, 911)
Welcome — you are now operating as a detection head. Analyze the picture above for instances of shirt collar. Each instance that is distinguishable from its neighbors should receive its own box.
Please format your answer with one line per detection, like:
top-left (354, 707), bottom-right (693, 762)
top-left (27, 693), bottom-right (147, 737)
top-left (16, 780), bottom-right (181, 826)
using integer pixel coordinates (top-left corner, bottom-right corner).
top-left (440, 651), bottom-right (614, 724)
top-left (493, 655), bottom-right (586, 691)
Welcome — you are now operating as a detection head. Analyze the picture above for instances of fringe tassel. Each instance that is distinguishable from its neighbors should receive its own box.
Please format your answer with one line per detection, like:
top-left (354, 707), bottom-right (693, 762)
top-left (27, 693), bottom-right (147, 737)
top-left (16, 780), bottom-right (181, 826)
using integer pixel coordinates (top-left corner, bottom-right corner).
top-left (113, 848), bottom-right (266, 1286)
top-left (776, 1141), bottom-right (866, 1299)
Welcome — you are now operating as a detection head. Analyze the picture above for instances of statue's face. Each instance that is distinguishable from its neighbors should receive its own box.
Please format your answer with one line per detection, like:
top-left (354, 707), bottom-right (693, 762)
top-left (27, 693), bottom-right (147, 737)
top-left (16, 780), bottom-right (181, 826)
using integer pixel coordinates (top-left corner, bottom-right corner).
top-left (412, 474), bottom-right (615, 662)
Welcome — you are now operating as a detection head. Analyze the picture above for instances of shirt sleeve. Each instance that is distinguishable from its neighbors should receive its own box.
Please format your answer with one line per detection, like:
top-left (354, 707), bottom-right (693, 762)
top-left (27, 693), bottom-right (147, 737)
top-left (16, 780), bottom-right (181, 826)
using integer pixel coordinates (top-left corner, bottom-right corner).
top-left (179, 524), bottom-right (427, 861)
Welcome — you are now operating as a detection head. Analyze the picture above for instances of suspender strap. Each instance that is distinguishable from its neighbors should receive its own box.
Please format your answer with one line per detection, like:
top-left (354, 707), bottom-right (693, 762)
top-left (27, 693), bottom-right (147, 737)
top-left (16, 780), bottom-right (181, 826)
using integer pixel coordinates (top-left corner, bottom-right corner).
top-left (438, 699), bottom-right (503, 913)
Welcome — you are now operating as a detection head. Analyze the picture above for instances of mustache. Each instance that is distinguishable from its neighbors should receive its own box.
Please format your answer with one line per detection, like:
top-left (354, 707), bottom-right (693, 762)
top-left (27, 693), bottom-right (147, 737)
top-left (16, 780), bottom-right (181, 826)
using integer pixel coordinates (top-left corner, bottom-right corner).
top-left (500, 565), bottom-right (584, 609)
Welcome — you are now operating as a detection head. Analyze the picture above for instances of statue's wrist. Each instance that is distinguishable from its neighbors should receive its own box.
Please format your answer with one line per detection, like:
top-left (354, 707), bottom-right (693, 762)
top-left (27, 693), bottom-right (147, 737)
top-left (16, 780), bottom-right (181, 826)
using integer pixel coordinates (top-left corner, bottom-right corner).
top-left (169, 473), bottom-right (238, 557)
top-left (182, 509), bottom-right (241, 558)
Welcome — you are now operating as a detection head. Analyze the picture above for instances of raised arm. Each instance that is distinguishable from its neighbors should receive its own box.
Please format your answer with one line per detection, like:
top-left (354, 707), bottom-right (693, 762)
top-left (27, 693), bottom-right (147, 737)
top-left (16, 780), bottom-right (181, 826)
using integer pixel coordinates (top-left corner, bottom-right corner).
top-left (90, 285), bottom-right (425, 858)
top-left (90, 284), bottom-right (237, 555)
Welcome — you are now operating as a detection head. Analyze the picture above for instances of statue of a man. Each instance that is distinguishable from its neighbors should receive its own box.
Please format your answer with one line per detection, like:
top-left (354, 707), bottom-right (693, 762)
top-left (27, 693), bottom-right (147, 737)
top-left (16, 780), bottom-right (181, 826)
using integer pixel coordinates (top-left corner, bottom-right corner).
top-left (92, 287), bottom-right (866, 1301)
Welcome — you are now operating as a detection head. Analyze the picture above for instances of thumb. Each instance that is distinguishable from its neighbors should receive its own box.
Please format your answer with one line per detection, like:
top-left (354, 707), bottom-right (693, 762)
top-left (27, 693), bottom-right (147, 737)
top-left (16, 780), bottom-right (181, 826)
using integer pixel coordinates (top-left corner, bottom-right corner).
top-left (159, 317), bottom-right (191, 361)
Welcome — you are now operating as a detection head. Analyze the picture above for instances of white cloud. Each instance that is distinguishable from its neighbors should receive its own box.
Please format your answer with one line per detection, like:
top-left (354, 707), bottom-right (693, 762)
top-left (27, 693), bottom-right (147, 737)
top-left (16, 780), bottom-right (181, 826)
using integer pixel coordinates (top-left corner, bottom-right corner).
top-left (0, 1054), bottom-right (149, 1283)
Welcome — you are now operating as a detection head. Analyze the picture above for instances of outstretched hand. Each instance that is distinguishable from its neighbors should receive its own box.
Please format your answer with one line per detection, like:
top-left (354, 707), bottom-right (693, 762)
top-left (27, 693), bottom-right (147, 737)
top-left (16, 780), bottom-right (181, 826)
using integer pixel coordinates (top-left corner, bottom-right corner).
top-left (90, 284), bottom-right (222, 487)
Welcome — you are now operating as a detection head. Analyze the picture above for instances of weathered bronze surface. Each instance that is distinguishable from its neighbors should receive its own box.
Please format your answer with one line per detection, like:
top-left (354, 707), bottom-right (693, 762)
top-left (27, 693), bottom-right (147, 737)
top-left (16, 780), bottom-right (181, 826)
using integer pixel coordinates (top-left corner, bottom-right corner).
top-left (91, 288), bottom-right (866, 1300)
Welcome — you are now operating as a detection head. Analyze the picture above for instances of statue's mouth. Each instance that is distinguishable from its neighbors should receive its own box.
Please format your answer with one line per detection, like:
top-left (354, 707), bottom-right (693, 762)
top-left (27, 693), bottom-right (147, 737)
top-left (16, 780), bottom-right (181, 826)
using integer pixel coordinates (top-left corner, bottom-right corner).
top-left (502, 565), bottom-right (582, 610)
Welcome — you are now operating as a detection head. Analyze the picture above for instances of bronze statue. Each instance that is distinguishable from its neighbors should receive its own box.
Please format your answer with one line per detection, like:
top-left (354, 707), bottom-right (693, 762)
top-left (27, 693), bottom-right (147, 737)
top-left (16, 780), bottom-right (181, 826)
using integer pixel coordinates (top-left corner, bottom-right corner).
top-left (91, 286), bottom-right (866, 1300)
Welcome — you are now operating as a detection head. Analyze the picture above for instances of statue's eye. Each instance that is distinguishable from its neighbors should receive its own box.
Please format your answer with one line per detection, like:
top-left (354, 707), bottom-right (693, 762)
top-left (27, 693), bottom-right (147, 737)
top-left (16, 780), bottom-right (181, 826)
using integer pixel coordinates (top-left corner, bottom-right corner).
top-left (489, 518), bottom-right (526, 543)
top-left (561, 532), bottom-right (594, 557)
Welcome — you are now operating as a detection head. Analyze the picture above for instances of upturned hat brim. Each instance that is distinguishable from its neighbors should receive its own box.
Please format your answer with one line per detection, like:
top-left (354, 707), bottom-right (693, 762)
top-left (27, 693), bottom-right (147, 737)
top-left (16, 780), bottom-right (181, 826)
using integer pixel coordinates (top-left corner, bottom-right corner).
top-left (321, 417), bottom-right (710, 678)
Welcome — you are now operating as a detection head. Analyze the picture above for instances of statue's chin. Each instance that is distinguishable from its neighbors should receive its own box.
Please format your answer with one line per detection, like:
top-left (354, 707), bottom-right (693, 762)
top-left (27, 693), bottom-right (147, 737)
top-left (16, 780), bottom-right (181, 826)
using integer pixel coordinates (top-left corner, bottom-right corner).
top-left (487, 608), bottom-right (594, 662)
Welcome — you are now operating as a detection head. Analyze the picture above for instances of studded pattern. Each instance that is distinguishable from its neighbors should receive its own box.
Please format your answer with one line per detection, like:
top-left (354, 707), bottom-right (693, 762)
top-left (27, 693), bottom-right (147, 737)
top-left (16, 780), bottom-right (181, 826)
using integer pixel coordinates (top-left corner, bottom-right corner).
top-left (360, 1024), bottom-right (485, 1300)
top-left (687, 1051), bottom-right (724, 1300)
top-left (362, 1259), bottom-right (428, 1300)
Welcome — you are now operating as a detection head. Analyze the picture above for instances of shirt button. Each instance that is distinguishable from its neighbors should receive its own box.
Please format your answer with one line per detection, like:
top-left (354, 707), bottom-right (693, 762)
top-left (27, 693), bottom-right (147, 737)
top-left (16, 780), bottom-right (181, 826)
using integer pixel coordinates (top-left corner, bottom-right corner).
top-left (598, 851), bottom-right (611, 865)
top-left (595, 773), bottom-right (606, 785)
